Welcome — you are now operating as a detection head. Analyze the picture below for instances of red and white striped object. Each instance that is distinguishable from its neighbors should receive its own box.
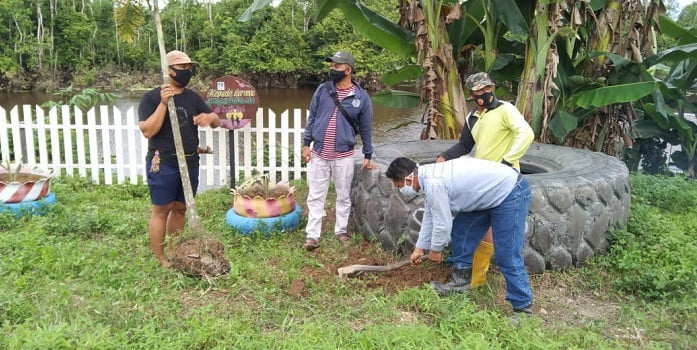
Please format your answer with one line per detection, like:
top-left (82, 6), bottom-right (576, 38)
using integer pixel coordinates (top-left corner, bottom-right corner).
top-left (0, 165), bottom-right (52, 204)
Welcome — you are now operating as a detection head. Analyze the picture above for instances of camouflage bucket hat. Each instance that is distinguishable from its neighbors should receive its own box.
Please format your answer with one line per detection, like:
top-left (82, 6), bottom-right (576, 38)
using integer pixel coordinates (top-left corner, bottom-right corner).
top-left (465, 72), bottom-right (495, 91)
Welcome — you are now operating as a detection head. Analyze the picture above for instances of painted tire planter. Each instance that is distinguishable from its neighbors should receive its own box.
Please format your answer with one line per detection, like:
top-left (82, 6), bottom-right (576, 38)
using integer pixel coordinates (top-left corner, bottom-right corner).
top-left (0, 192), bottom-right (56, 217)
top-left (226, 204), bottom-right (303, 235)
top-left (0, 165), bottom-right (52, 203)
top-left (232, 193), bottom-right (297, 218)
top-left (350, 140), bottom-right (630, 274)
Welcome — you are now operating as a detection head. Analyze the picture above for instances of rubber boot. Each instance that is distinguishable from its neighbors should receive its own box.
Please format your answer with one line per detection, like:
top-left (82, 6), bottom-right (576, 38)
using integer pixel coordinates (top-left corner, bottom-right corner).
top-left (470, 241), bottom-right (494, 288)
top-left (431, 267), bottom-right (472, 296)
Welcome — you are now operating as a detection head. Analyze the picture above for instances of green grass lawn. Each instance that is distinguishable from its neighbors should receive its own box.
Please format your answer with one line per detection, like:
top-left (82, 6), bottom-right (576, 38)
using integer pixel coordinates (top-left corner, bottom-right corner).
top-left (1, 174), bottom-right (695, 349)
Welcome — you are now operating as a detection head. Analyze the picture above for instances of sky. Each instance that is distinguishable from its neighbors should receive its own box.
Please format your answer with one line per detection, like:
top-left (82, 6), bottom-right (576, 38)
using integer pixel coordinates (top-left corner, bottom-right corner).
top-left (674, 0), bottom-right (696, 12)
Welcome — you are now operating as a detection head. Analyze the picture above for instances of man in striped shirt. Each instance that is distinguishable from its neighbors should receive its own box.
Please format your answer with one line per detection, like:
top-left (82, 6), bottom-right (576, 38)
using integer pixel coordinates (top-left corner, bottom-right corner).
top-left (301, 51), bottom-right (375, 251)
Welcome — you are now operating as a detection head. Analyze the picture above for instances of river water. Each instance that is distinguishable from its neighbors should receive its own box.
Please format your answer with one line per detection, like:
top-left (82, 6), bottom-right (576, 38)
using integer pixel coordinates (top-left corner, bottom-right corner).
top-left (0, 87), bottom-right (426, 144)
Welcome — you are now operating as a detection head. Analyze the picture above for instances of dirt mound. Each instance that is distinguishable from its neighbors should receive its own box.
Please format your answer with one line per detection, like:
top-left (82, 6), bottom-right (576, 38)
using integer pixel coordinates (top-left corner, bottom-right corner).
top-left (170, 237), bottom-right (231, 277)
top-left (288, 241), bottom-right (451, 295)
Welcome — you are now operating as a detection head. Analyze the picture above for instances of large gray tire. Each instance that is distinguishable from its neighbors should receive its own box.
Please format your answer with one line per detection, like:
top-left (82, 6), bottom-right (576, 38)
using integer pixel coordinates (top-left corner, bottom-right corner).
top-left (349, 141), bottom-right (630, 273)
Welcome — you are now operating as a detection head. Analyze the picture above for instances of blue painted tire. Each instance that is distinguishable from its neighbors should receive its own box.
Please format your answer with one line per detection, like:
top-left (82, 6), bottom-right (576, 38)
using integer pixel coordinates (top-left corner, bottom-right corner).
top-left (226, 204), bottom-right (303, 235)
top-left (0, 192), bottom-right (56, 218)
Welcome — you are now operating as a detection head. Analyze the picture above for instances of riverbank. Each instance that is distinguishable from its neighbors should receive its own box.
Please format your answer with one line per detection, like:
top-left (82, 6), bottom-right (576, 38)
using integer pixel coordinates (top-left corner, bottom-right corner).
top-left (0, 65), bottom-right (387, 94)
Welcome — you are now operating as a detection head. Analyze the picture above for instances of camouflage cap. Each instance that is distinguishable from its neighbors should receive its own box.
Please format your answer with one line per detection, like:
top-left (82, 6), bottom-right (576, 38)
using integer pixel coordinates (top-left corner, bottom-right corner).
top-left (465, 72), bottom-right (495, 91)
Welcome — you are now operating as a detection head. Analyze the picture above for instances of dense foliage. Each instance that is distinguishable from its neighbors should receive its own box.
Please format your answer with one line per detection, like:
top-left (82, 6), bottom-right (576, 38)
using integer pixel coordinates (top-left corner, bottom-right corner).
top-left (597, 174), bottom-right (697, 301)
top-left (0, 0), bottom-right (406, 90)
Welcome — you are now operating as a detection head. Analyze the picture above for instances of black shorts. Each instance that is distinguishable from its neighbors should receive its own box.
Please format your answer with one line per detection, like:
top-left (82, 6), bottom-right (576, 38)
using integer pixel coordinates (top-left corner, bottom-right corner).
top-left (146, 161), bottom-right (199, 205)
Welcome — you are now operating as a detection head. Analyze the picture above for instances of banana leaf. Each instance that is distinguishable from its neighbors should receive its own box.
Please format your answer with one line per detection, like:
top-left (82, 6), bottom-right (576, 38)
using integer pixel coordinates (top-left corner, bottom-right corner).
top-left (372, 90), bottom-right (421, 108)
top-left (632, 119), bottom-right (666, 139)
top-left (447, 1), bottom-right (484, 55)
top-left (314, 0), bottom-right (336, 22)
top-left (657, 15), bottom-right (697, 45)
top-left (491, 0), bottom-right (529, 36)
top-left (548, 110), bottom-right (578, 141)
top-left (335, 0), bottom-right (416, 59)
top-left (571, 82), bottom-right (656, 109)
top-left (381, 65), bottom-right (424, 86)
top-left (238, 0), bottom-right (274, 22)
top-left (645, 43), bottom-right (697, 67)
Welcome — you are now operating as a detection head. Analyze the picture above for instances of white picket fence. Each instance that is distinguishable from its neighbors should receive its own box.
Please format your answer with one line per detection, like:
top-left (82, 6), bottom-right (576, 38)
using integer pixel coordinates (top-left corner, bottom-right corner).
top-left (0, 105), bottom-right (310, 188)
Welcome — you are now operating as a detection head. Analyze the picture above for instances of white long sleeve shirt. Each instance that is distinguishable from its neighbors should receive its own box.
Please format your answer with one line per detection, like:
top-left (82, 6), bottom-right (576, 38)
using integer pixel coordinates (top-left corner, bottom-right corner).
top-left (415, 157), bottom-right (519, 252)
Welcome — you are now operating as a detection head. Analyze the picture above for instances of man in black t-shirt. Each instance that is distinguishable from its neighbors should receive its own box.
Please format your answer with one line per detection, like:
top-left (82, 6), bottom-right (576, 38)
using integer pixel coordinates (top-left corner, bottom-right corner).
top-left (137, 50), bottom-right (220, 267)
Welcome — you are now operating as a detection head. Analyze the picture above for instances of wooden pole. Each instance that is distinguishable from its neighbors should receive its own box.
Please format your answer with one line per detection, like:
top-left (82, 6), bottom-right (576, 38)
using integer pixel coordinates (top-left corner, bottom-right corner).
top-left (153, 0), bottom-right (203, 231)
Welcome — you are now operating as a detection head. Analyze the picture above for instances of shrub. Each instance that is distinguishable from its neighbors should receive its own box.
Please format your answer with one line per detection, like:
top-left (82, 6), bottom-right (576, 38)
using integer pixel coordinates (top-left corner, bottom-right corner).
top-left (597, 174), bottom-right (697, 301)
top-left (629, 174), bottom-right (697, 212)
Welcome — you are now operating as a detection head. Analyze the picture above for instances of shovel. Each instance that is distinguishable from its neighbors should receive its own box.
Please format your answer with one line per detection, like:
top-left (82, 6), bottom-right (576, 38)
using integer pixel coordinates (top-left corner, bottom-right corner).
top-left (337, 255), bottom-right (429, 278)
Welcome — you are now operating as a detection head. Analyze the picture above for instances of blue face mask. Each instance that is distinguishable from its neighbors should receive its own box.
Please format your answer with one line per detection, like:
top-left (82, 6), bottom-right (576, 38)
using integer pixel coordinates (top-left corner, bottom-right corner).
top-left (399, 184), bottom-right (418, 198)
top-left (398, 171), bottom-right (418, 198)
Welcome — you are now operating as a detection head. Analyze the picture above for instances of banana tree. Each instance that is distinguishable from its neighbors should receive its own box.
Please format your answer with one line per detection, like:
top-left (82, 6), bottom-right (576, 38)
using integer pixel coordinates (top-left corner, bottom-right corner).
top-left (560, 0), bottom-right (665, 154)
top-left (634, 15), bottom-right (697, 176)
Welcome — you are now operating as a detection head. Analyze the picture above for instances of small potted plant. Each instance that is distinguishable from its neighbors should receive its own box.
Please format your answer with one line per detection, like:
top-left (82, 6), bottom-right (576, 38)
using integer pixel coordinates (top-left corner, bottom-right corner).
top-left (225, 174), bottom-right (302, 234)
top-left (0, 161), bottom-right (55, 216)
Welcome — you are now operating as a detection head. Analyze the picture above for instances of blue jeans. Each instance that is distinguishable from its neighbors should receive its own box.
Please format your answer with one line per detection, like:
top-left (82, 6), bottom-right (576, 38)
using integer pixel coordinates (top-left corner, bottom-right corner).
top-left (449, 176), bottom-right (533, 309)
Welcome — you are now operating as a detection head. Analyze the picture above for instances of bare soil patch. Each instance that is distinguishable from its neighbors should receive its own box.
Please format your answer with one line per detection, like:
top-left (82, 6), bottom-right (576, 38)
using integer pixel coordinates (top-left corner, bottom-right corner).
top-left (169, 237), bottom-right (231, 277)
top-left (290, 240), bottom-right (620, 329)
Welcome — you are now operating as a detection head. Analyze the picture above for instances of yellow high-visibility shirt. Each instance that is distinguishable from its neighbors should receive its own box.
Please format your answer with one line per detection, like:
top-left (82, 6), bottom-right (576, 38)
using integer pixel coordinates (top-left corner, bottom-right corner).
top-left (471, 101), bottom-right (534, 170)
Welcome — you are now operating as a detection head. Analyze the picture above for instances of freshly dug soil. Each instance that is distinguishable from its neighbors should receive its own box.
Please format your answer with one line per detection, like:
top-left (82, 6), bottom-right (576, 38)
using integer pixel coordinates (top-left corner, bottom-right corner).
top-left (169, 237), bottom-right (231, 277)
top-left (291, 241), bottom-right (452, 295)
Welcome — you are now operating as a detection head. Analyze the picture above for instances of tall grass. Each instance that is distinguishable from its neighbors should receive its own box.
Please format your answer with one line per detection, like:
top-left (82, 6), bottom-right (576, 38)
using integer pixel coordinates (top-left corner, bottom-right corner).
top-left (0, 174), bottom-right (694, 349)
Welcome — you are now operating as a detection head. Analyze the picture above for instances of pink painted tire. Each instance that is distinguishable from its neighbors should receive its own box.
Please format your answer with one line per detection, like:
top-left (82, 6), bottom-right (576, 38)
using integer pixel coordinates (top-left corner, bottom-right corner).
top-left (232, 193), bottom-right (297, 218)
top-left (0, 166), bottom-right (52, 204)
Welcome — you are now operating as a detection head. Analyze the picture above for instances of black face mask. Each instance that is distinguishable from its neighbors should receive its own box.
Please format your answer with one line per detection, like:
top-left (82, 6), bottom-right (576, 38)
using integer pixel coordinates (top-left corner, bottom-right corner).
top-left (472, 91), bottom-right (496, 108)
top-left (170, 67), bottom-right (194, 87)
top-left (329, 69), bottom-right (347, 83)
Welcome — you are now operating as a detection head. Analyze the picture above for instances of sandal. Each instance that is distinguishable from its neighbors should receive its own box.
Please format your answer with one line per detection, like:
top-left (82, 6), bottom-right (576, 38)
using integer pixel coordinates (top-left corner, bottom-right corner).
top-left (336, 233), bottom-right (350, 246)
top-left (303, 238), bottom-right (319, 251)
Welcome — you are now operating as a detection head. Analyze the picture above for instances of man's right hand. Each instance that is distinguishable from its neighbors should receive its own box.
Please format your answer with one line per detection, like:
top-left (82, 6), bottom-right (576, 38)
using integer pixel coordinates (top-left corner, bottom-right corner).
top-left (302, 146), bottom-right (311, 163)
top-left (410, 248), bottom-right (426, 264)
top-left (160, 84), bottom-right (174, 105)
top-left (436, 156), bottom-right (446, 163)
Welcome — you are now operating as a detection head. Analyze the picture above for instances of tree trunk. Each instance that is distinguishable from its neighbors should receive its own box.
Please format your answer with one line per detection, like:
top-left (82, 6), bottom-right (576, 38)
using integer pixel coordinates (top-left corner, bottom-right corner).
top-left (12, 15), bottom-right (25, 67)
top-left (35, 0), bottom-right (43, 69)
top-left (401, 0), bottom-right (466, 140)
top-left (114, 21), bottom-right (122, 66)
top-left (515, 1), bottom-right (560, 142)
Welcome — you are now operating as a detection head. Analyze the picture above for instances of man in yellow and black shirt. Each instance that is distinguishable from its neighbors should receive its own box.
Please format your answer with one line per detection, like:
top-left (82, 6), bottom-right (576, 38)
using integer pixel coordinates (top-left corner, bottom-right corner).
top-left (436, 72), bottom-right (534, 289)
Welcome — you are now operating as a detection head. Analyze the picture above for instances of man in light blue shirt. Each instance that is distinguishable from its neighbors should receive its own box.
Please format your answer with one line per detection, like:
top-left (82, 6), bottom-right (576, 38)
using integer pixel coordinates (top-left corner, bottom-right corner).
top-left (385, 156), bottom-right (534, 314)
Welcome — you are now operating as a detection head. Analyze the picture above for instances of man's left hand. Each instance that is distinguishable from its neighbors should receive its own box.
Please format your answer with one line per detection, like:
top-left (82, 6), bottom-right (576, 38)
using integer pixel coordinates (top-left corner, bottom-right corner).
top-left (362, 159), bottom-right (377, 170)
top-left (193, 113), bottom-right (219, 127)
top-left (428, 250), bottom-right (442, 263)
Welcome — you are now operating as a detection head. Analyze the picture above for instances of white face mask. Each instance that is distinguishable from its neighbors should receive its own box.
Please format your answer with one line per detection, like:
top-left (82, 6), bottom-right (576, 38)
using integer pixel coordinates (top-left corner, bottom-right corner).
top-left (398, 171), bottom-right (418, 198)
